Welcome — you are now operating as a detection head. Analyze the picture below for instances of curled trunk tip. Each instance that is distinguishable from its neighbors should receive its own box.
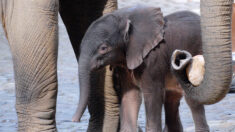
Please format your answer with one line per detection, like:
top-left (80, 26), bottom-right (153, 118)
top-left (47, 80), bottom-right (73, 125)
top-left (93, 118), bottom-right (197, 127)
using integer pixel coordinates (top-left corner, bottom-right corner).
top-left (171, 50), bottom-right (192, 71)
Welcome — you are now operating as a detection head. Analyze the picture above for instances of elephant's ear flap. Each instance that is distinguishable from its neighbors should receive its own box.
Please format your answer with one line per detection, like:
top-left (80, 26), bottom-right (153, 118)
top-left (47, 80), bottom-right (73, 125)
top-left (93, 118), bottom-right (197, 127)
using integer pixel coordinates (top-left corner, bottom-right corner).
top-left (126, 7), bottom-right (165, 70)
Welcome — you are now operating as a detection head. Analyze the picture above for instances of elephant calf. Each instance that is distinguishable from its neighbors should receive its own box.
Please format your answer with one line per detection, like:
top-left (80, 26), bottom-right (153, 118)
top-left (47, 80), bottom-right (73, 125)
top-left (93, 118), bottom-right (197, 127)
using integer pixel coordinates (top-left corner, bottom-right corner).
top-left (75, 5), bottom-right (210, 132)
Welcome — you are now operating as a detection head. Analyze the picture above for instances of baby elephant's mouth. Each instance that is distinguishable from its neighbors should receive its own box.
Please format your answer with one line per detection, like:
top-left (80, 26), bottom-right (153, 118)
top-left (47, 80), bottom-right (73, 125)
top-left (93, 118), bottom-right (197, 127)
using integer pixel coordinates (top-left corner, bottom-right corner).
top-left (90, 59), bottom-right (105, 71)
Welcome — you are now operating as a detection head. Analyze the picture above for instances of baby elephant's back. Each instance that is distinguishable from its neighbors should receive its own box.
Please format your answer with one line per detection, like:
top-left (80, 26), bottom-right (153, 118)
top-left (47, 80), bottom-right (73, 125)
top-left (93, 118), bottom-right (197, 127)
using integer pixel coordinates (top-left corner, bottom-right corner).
top-left (164, 11), bottom-right (202, 57)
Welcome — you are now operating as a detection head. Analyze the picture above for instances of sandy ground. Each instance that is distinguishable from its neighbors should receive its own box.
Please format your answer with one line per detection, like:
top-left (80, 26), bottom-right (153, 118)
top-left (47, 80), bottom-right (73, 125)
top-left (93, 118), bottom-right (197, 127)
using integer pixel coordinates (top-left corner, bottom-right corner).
top-left (0, 0), bottom-right (235, 132)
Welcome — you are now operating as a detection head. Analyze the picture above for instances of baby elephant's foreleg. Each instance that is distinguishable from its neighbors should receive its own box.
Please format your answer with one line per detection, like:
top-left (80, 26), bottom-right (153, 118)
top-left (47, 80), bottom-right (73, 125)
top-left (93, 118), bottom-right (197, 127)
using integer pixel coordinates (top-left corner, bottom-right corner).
top-left (116, 68), bottom-right (142, 132)
top-left (142, 73), bottom-right (164, 132)
top-left (120, 84), bottom-right (142, 132)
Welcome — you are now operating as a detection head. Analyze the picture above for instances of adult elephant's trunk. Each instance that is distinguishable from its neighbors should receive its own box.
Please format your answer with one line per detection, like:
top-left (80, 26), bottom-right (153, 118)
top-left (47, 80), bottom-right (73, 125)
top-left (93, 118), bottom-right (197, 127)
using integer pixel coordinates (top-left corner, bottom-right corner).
top-left (171, 0), bottom-right (233, 104)
top-left (72, 57), bottom-right (91, 122)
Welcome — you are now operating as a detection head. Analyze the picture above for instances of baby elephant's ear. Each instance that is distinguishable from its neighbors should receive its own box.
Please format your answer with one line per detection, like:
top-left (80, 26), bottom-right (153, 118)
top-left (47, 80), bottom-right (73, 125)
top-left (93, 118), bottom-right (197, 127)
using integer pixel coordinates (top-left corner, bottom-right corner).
top-left (126, 7), bottom-right (165, 70)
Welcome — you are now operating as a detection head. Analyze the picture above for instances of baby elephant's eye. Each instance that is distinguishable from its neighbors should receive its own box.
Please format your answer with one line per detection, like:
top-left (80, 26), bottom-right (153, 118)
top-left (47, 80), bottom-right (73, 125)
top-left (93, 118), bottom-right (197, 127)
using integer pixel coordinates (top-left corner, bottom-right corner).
top-left (101, 45), bottom-right (108, 51)
top-left (99, 44), bottom-right (110, 54)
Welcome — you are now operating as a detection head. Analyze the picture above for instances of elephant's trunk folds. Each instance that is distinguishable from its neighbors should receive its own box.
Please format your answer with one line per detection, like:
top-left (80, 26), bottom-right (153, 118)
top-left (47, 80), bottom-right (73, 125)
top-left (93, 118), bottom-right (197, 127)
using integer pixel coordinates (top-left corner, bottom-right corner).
top-left (171, 0), bottom-right (233, 104)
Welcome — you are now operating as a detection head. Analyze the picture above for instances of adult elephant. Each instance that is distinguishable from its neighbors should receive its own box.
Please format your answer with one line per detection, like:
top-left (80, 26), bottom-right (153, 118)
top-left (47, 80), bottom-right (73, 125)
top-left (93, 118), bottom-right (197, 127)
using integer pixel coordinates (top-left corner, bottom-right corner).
top-left (0, 0), bottom-right (120, 131)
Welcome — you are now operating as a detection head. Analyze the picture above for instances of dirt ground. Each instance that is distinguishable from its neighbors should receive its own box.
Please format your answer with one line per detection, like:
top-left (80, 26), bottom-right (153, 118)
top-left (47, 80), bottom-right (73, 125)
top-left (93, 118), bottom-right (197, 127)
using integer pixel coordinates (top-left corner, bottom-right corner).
top-left (0, 0), bottom-right (235, 132)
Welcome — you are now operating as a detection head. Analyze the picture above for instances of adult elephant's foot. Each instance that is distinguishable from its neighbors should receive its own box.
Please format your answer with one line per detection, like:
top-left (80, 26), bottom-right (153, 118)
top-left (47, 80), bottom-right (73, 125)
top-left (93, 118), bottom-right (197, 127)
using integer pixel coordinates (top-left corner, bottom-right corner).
top-left (16, 99), bottom-right (57, 132)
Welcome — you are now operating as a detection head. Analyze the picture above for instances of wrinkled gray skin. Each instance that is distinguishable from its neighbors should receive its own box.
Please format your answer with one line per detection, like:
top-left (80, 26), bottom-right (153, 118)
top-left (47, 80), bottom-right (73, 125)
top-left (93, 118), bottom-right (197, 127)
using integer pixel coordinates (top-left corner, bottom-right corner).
top-left (77, 2), bottom-right (233, 131)
top-left (0, 0), bottom-right (120, 131)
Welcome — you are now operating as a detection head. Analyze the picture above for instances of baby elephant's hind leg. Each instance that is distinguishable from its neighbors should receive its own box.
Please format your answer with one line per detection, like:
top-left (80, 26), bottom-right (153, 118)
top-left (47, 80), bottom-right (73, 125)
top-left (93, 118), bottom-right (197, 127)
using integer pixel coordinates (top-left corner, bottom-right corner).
top-left (185, 97), bottom-right (209, 132)
top-left (164, 74), bottom-right (183, 132)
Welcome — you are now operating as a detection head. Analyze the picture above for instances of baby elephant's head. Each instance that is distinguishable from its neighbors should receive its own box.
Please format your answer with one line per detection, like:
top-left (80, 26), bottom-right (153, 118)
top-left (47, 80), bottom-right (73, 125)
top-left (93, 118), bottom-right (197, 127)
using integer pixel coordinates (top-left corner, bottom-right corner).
top-left (79, 6), bottom-right (165, 71)
top-left (79, 14), bottom-right (129, 71)
top-left (76, 6), bottom-right (165, 121)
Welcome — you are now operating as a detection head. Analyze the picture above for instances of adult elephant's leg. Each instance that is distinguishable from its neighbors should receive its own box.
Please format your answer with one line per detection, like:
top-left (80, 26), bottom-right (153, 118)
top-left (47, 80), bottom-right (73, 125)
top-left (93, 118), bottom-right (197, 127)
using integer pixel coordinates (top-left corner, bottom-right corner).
top-left (1, 0), bottom-right (59, 131)
top-left (185, 97), bottom-right (209, 132)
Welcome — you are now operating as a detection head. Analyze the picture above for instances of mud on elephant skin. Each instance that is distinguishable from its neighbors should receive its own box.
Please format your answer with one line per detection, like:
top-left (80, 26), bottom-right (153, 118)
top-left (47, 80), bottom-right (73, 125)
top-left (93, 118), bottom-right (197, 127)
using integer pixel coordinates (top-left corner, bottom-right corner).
top-left (76, 5), bottom-right (210, 132)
